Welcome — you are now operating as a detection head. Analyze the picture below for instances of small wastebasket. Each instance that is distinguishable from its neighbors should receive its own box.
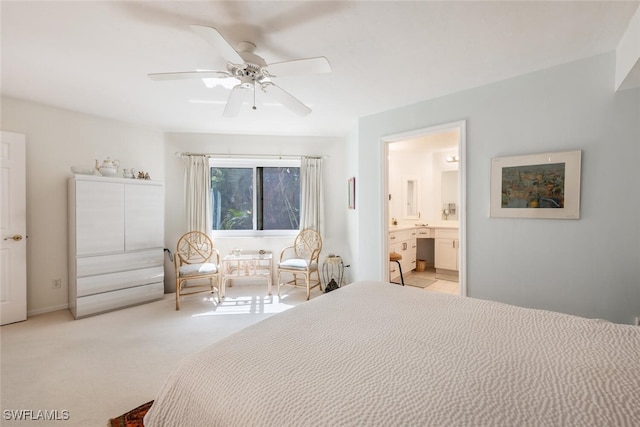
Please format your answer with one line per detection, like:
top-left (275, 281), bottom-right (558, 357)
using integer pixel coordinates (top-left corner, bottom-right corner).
top-left (416, 259), bottom-right (427, 272)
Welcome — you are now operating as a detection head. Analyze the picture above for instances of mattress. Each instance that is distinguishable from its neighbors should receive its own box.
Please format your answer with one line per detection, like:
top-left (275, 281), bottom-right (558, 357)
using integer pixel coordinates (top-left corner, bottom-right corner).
top-left (144, 281), bottom-right (640, 426)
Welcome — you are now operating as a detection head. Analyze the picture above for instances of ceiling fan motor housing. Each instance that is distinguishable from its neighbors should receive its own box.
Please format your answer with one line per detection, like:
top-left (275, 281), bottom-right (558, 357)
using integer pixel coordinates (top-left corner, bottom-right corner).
top-left (228, 62), bottom-right (270, 88)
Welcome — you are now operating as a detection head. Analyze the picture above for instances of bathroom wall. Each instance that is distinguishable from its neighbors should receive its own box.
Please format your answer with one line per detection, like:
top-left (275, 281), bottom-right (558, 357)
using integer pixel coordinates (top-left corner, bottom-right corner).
top-left (387, 143), bottom-right (458, 226)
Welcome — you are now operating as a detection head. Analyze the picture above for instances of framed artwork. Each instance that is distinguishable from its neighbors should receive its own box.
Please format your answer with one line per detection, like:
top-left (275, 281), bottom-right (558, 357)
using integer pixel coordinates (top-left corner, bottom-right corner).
top-left (348, 177), bottom-right (356, 209)
top-left (490, 150), bottom-right (581, 219)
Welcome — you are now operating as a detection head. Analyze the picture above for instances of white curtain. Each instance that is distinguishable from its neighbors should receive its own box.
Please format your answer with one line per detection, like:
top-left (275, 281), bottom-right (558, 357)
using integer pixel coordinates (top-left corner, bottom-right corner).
top-left (182, 155), bottom-right (211, 234)
top-left (300, 157), bottom-right (323, 232)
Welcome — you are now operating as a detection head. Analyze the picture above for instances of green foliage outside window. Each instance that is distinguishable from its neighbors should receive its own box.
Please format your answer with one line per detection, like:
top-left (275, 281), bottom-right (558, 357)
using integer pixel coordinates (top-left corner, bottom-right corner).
top-left (211, 165), bottom-right (300, 231)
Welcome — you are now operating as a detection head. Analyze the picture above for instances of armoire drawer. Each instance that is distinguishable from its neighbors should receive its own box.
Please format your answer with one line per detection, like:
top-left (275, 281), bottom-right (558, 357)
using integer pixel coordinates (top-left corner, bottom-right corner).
top-left (77, 266), bottom-right (164, 297)
top-left (76, 249), bottom-right (163, 277)
top-left (75, 282), bottom-right (164, 319)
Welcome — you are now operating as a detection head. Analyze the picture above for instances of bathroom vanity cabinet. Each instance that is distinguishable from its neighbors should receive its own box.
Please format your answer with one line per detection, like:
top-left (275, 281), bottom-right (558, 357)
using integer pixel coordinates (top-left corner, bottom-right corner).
top-left (434, 228), bottom-right (459, 281)
top-left (388, 228), bottom-right (417, 282)
top-left (389, 225), bottom-right (458, 282)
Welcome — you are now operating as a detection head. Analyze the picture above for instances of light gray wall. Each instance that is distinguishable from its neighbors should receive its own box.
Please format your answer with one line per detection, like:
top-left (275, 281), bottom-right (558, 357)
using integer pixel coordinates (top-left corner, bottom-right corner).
top-left (354, 52), bottom-right (640, 324)
top-left (1, 96), bottom-right (165, 315)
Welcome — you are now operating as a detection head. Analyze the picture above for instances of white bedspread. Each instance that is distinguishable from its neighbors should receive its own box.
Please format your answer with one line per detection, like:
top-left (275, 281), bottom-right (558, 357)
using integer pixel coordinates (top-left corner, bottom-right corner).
top-left (144, 281), bottom-right (640, 426)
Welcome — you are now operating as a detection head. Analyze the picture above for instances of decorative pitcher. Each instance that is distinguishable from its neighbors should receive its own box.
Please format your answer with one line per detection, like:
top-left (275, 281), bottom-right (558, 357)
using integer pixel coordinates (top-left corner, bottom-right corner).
top-left (95, 157), bottom-right (120, 177)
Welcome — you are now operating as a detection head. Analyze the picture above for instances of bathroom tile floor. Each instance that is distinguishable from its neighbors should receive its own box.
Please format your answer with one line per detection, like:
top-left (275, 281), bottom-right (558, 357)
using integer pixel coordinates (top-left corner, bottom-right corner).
top-left (404, 268), bottom-right (460, 295)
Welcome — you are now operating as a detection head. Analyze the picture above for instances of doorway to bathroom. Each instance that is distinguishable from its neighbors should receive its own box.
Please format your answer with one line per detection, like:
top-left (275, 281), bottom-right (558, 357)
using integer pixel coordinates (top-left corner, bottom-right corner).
top-left (382, 120), bottom-right (466, 296)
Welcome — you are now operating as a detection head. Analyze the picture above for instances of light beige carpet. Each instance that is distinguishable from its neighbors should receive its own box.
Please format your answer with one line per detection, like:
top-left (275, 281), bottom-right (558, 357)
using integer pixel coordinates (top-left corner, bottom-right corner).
top-left (0, 284), bottom-right (312, 427)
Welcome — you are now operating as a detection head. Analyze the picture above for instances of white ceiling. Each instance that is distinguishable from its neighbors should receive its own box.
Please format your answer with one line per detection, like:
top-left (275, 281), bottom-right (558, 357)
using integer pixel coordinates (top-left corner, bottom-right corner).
top-left (2, 1), bottom-right (638, 137)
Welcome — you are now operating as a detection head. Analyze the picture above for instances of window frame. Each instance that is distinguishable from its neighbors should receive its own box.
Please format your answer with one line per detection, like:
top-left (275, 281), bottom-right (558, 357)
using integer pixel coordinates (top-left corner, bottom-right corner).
top-left (209, 157), bottom-right (301, 238)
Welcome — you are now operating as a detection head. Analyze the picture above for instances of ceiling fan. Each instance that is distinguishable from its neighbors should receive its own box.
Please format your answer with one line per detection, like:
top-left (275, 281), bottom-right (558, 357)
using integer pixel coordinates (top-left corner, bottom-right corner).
top-left (148, 25), bottom-right (331, 117)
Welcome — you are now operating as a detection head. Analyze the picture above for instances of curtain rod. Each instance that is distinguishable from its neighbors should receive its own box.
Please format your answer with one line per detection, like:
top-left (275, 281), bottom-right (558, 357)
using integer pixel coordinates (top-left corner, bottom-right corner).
top-left (175, 152), bottom-right (326, 159)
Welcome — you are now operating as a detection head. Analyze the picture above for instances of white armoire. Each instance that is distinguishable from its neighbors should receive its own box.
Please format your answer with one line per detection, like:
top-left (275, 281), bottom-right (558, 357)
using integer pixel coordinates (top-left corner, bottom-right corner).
top-left (68, 175), bottom-right (164, 319)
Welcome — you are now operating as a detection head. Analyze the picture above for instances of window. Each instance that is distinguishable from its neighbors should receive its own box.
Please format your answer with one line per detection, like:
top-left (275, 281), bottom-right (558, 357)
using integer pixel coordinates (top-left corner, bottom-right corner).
top-left (210, 158), bottom-right (300, 235)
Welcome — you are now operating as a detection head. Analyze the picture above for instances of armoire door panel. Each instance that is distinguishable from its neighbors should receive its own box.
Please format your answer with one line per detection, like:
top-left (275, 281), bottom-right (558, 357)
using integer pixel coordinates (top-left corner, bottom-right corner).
top-left (75, 180), bottom-right (124, 255)
top-left (125, 184), bottom-right (164, 250)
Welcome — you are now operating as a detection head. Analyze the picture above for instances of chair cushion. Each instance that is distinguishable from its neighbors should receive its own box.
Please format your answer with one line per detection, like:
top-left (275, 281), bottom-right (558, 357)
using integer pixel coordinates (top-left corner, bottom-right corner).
top-left (179, 263), bottom-right (218, 277)
top-left (279, 259), bottom-right (317, 270)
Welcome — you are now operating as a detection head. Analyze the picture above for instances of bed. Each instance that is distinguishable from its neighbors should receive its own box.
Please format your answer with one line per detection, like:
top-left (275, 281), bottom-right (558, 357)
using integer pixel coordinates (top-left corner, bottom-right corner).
top-left (144, 281), bottom-right (640, 426)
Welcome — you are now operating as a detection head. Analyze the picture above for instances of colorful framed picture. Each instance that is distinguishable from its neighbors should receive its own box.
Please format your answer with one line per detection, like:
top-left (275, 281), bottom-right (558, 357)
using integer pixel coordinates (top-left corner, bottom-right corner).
top-left (490, 150), bottom-right (581, 219)
top-left (348, 177), bottom-right (356, 209)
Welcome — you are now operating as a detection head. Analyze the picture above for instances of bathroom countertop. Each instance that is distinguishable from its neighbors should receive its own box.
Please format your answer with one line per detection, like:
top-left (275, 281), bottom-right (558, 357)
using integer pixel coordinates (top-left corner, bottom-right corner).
top-left (389, 221), bottom-right (458, 231)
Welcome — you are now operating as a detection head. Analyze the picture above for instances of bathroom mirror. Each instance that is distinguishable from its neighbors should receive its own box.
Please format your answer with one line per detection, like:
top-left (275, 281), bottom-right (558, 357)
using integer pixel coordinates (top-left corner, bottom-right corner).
top-left (404, 178), bottom-right (420, 219)
top-left (441, 171), bottom-right (458, 219)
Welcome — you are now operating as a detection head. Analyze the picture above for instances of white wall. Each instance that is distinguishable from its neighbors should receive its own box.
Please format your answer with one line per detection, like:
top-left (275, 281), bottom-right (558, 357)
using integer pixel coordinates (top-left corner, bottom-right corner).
top-left (0, 96), bottom-right (348, 314)
top-left (354, 52), bottom-right (640, 324)
top-left (345, 126), bottom-right (360, 281)
top-left (164, 132), bottom-right (350, 286)
top-left (1, 96), bottom-right (165, 315)
top-left (388, 148), bottom-right (459, 224)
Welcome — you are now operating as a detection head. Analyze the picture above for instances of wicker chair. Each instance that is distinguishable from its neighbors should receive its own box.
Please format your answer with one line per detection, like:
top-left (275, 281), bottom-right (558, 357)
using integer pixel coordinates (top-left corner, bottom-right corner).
top-left (277, 228), bottom-right (323, 300)
top-left (175, 231), bottom-right (221, 310)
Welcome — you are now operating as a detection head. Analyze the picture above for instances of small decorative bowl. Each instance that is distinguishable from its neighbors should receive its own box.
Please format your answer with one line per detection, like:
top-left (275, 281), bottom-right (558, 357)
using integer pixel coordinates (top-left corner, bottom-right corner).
top-left (71, 166), bottom-right (95, 175)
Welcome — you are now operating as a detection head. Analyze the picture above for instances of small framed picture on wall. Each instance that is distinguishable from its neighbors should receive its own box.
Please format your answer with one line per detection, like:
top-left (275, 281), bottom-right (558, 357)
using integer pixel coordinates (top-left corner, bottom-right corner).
top-left (348, 177), bottom-right (356, 209)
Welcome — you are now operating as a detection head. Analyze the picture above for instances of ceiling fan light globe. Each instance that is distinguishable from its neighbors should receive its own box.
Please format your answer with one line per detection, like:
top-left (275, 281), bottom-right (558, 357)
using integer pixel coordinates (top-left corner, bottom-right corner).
top-left (202, 77), bottom-right (240, 89)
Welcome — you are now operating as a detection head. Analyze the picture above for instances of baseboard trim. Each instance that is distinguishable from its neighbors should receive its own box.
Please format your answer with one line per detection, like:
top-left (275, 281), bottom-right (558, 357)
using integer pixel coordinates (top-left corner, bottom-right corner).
top-left (28, 303), bottom-right (69, 317)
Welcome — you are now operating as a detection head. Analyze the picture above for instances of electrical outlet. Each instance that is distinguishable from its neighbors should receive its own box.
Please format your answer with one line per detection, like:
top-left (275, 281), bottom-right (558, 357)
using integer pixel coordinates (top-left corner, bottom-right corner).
top-left (635, 317), bottom-right (640, 327)
top-left (53, 278), bottom-right (62, 289)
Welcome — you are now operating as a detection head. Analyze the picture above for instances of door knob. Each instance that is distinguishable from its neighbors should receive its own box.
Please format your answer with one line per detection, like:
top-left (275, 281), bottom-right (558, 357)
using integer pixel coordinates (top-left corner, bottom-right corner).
top-left (4, 234), bottom-right (23, 241)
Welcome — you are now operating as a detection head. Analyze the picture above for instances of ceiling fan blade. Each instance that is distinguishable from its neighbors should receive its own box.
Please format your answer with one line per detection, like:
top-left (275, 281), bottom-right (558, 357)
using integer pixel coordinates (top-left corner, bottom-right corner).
top-left (267, 56), bottom-right (331, 77)
top-left (190, 25), bottom-right (244, 65)
top-left (148, 70), bottom-right (231, 81)
top-left (261, 82), bottom-right (311, 116)
top-left (223, 85), bottom-right (250, 117)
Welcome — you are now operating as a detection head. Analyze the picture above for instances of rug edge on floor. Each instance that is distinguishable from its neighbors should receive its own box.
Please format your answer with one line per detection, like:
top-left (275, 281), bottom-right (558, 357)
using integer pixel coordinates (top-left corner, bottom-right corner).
top-left (405, 279), bottom-right (436, 289)
top-left (110, 400), bottom-right (154, 427)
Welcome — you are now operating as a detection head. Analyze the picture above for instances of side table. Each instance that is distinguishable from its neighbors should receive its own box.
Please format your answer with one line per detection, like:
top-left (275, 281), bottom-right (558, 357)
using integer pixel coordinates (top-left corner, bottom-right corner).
top-left (322, 255), bottom-right (344, 288)
top-left (221, 251), bottom-right (273, 297)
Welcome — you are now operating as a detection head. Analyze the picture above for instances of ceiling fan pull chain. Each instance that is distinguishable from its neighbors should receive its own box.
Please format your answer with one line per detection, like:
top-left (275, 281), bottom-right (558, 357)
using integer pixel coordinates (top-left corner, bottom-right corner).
top-left (252, 80), bottom-right (257, 110)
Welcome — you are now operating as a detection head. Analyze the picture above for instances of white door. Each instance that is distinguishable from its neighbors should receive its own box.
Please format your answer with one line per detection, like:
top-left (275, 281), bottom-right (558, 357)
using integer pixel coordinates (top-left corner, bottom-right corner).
top-left (1, 131), bottom-right (27, 325)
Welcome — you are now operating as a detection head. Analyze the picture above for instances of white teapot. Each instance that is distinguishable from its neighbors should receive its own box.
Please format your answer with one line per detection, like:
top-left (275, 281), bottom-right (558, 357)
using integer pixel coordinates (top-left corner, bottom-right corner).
top-left (95, 157), bottom-right (120, 177)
